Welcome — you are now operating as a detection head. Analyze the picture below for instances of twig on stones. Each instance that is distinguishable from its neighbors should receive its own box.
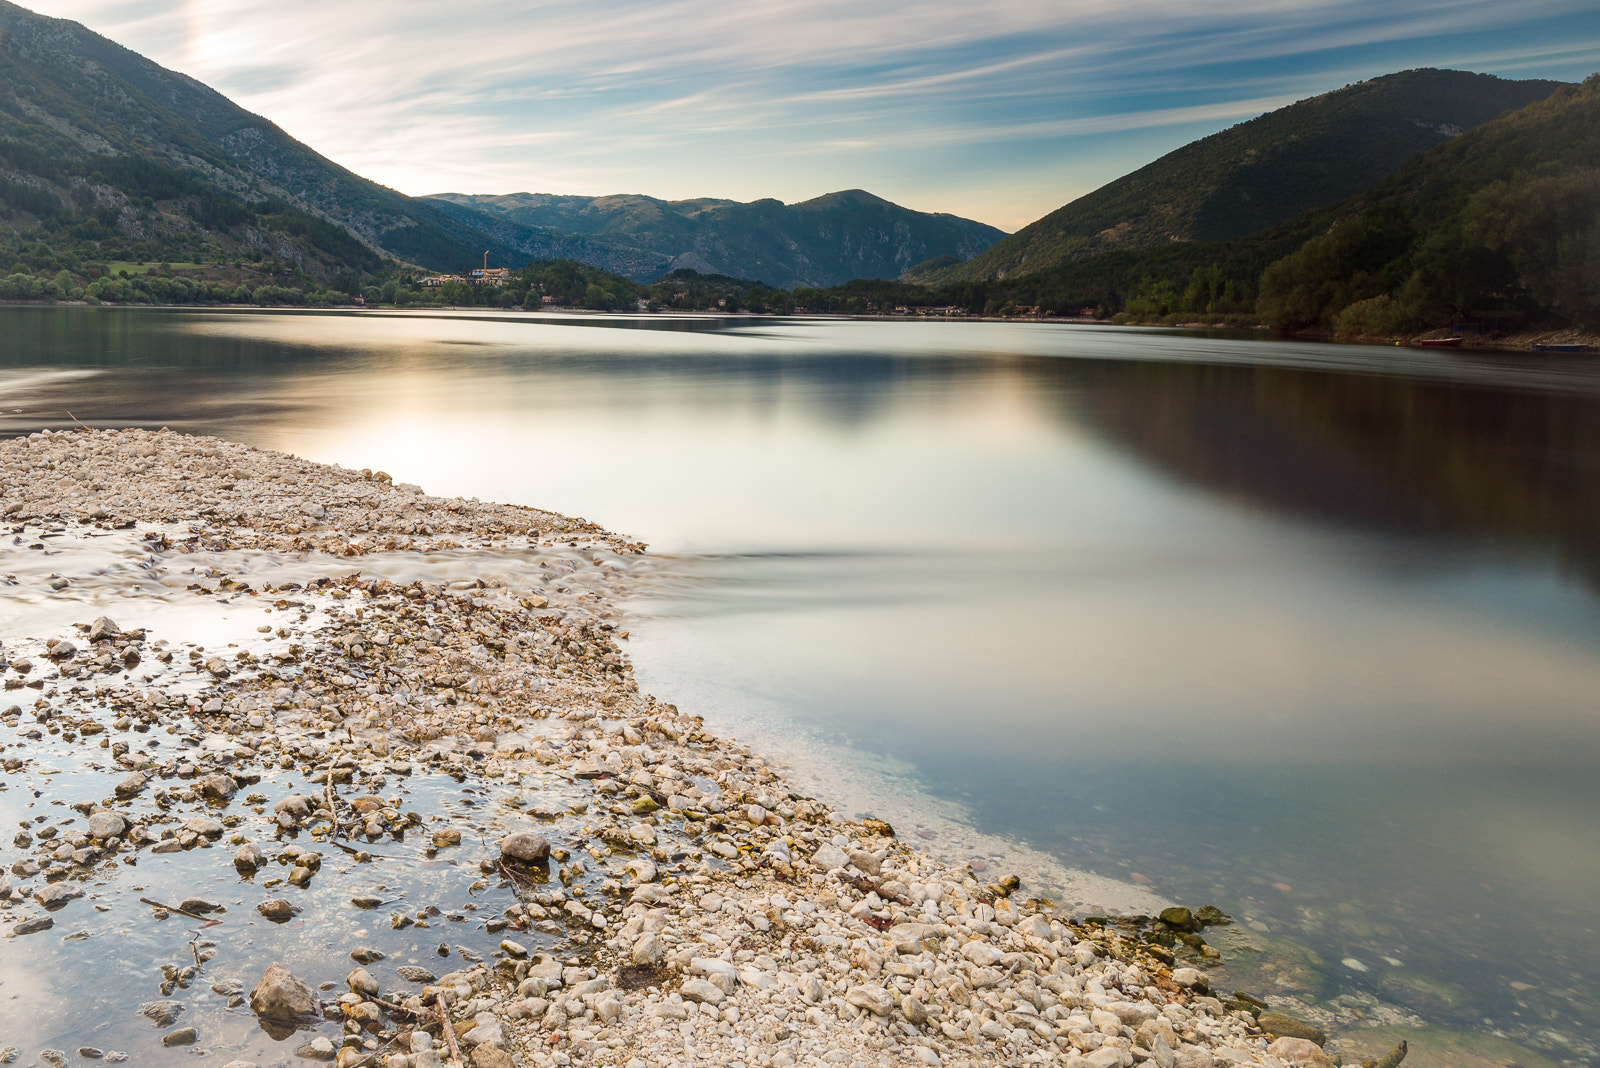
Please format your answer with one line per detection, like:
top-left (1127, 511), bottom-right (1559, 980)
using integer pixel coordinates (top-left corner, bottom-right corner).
top-left (436, 991), bottom-right (465, 1068)
top-left (138, 896), bottom-right (211, 922)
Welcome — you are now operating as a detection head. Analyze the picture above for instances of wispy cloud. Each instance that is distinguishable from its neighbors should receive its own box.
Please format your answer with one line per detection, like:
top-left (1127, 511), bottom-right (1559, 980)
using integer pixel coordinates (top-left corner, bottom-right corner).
top-left (25, 0), bottom-right (1600, 227)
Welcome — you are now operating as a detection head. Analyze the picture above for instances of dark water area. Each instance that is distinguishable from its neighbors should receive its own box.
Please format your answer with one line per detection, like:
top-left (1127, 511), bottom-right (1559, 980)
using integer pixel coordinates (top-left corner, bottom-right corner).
top-left (5, 305), bottom-right (1600, 1064)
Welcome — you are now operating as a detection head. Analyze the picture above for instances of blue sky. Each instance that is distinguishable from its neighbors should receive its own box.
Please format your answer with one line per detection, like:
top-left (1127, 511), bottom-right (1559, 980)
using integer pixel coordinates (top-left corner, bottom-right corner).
top-left (28, 0), bottom-right (1600, 230)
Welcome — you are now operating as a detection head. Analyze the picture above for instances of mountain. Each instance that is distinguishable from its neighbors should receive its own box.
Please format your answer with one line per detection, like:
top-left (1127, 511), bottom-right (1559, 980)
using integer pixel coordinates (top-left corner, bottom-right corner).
top-left (1254, 73), bottom-right (1600, 333)
top-left (799, 73), bottom-right (1600, 334)
top-left (0, 0), bottom-right (514, 277)
top-left (425, 188), bottom-right (1008, 288)
top-left (916, 69), bottom-right (1565, 285)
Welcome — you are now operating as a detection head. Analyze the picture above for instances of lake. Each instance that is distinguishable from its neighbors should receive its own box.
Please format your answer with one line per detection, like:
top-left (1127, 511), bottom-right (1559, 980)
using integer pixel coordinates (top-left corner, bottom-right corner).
top-left (3, 305), bottom-right (1600, 1066)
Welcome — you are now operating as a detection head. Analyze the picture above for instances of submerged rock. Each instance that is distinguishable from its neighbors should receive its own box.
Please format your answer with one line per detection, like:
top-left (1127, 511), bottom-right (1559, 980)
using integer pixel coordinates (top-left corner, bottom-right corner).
top-left (1257, 1012), bottom-right (1326, 1045)
top-left (139, 1002), bottom-right (184, 1027)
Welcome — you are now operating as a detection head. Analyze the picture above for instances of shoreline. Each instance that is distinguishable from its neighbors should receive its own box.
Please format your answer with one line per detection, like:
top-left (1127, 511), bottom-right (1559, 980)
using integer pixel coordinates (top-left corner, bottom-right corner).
top-left (4, 300), bottom-right (1596, 357)
top-left (3, 428), bottom-right (1383, 1068)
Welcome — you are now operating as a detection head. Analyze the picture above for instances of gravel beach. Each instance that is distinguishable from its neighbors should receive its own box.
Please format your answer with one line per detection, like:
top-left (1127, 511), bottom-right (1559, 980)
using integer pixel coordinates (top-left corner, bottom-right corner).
top-left (0, 427), bottom-right (1384, 1068)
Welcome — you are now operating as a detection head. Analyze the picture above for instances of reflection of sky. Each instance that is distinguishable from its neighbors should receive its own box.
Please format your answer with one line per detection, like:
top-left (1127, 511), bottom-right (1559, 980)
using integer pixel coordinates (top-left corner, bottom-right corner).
top-left (22, 0), bottom-right (1600, 229)
top-left (9, 308), bottom-right (1600, 1048)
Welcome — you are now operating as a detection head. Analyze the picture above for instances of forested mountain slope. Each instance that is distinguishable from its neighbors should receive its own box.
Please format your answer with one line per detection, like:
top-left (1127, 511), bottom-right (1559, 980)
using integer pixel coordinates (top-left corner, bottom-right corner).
top-left (916, 69), bottom-right (1564, 285)
top-left (0, 0), bottom-right (514, 276)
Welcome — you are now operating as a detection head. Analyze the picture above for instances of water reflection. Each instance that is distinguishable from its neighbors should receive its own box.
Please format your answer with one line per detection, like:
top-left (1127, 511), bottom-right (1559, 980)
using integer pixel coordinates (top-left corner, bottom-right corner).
top-left (5, 307), bottom-right (1600, 1061)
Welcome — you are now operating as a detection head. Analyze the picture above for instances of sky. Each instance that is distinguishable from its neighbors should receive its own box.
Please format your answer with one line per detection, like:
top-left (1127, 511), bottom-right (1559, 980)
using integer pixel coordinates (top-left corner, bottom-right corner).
top-left (23, 0), bottom-right (1600, 231)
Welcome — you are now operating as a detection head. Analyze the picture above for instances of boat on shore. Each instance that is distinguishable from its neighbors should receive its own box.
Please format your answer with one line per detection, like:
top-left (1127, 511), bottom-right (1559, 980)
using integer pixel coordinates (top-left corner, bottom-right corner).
top-left (1416, 337), bottom-right (1464, 348)
top-left (1531, 343), bottom-right (1592, 353)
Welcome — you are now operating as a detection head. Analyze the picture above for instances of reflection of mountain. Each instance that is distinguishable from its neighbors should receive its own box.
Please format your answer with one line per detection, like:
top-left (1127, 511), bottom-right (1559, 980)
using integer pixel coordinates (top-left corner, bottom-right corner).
top-left (1070, 358), bottom-right (1600, 580)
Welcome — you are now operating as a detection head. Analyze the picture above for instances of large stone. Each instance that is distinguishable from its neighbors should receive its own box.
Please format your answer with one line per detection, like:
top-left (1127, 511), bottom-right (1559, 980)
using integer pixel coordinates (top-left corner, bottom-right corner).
top-left (294, 1037), bottom-right (337, 1060)
top-left (631, 933), bottom-right (663, 965)
top-left (1267, 1038), bottom-right (1334, 1068)
top-left (959, 941), bottom-right (1003, 967)
top-left (678, 978), bottom-right (725, 1005)
top-left (811, 844), bottom-right (849, 871)
top-left (114, 773), bottom-right (148, 799)
top-left (847, 849), bottom-right (881, 876)
top-left (498, 832), bottom-right (550, 863)
top-left (346, 968), bottom-right (379, 996)
top-left (257, 899), bottom-right (298, 923)
top-left (162, 1028), bottom-right (198, 1047)
top-left (249, 963), bottom-right (316, 1019)
top-left (234, 844), bottom-right (266, 872)
top-left (846, 985), bottom-right (894, 1016)
top-left (87, 812), bottom-right (127, 840)
top-left (140, 1002), bottom-right (184, 1027)
top-left (35, 884), bottom-right (83, 910)
top-left (273, 794), bottom-right (312, 819)
top-left (1159, 906), bottom-right (1199, 932)
top-left (183, 817), bottom-right (224, 838)
top-left (461, 1013), bottom-right (504, 1049)
top-left (472, 1048), bottom-right (512, 1068)
top-left (689, 958), bottom-right (737, 995)
top-left (87, 617), bottom-right (121, 642)
top-left (199, 774), bottom-right (238, 800)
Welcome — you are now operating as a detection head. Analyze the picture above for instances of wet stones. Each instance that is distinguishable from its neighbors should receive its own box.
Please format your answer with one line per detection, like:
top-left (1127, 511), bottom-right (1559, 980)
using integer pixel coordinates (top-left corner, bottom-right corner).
top-left (234, 844), bottom-right (266, 873)
top-left (254, 895), bottom-right (299, 920)
top-left (349, 947), bottom-right (384, 964)
top-left (114, 772), bottom-right (148, 799)
top-left (86, 811), bottom-right (127, 840)
top-left (497, 831), bottom-right (550, 863)
top-left (295, 1036), bottom-right (337, 1061)
top-left (199, 773), bottom-right (238, 800)
top-left (35, 884), bottom-right (82, 910)
top-left (161, 1027), bottom-right (198, 1047)
top-left (346, 967), bottom-right (379, 996)
top-left (182, 816), bottom-right (224, 838)
top-left (249, 962), bottom-right (316, 1020)
top-left (395, 966), bottom-right (436, 983)
top-left (87, 617), bottom-right (121, 642)
top-left (273, 793), bottom-right (312, 823)
top-left (139, 1001), bottom-right (184, 1027)
top-left (12, 915), bottom-right (53, 935)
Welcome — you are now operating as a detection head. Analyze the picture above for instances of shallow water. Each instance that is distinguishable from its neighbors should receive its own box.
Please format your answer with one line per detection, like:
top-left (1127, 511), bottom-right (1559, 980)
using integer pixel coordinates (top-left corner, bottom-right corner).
top-left (5, 306), bottom-right (1600, 1062)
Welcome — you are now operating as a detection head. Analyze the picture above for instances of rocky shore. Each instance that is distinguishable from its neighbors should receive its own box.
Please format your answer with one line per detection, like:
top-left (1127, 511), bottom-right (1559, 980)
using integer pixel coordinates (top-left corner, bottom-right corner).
top-left (0, 428), bottom-right (1386, 1068)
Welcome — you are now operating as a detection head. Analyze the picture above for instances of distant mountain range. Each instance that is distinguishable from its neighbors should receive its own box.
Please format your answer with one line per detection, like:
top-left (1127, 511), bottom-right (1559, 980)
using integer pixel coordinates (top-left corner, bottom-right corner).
top-left (0, 0), bottom-right (1583, 321)
top-left (913, 69), bottom-right (1564, 285)
top-left (424, 189), bottom-right (1006, 289)
top-left (0, 0), bottom-right (1004, 287)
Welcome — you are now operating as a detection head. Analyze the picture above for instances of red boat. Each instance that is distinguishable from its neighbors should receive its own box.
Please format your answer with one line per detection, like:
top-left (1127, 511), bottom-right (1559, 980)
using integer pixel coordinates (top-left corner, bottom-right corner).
top-left (1416, 337), bottom-right (1464, 348)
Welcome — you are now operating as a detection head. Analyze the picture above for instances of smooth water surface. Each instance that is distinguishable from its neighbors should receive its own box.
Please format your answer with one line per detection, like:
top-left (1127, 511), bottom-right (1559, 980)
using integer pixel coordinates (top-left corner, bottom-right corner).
top-left (4, 306), bottom-right (1600, 1063)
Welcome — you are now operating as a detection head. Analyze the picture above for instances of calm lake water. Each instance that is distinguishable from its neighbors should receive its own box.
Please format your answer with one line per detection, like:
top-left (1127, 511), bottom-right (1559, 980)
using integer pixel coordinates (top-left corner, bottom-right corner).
top-left (4, 305), bottom-right (1600, 1064)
